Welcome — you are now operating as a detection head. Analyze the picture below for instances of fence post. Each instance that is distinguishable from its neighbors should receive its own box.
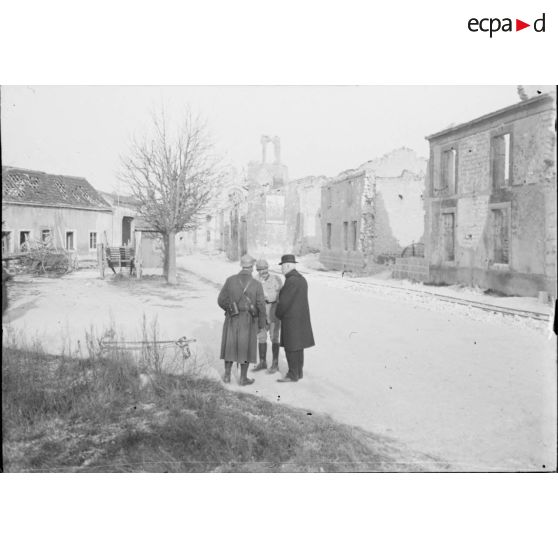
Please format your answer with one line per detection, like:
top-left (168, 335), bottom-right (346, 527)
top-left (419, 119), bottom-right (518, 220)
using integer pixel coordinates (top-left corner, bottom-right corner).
top-left (97, 242), bottom-right (105, 278)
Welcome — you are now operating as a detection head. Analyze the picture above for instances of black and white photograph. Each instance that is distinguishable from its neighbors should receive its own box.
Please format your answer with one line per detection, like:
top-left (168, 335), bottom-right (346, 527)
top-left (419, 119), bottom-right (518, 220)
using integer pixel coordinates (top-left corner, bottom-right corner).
top-left (1, 2), bottom-right (557, 556)
top-left (2, 84), bottom-right (556, 473)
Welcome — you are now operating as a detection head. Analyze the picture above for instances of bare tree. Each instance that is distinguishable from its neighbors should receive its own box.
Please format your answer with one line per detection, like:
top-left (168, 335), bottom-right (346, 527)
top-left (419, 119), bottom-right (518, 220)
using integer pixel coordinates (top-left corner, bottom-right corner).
top-left (120, 109), bottom-right (224, 284)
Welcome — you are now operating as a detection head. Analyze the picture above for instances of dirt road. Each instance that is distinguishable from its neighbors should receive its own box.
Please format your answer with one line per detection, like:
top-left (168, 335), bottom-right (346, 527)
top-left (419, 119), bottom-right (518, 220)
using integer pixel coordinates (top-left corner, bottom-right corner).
top-left (4, 258), bottom-right (556, 471)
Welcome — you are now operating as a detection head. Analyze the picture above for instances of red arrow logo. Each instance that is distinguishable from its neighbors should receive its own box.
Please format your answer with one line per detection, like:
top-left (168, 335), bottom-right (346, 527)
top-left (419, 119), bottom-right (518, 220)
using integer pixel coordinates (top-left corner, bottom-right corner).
top-left (516, 19), bottom-right (530, 31)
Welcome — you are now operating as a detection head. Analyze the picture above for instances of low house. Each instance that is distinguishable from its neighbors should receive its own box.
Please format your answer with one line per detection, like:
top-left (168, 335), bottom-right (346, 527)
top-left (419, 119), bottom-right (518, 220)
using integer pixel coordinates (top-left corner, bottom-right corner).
top-left (133, 218), bottom-right (164, 276)
top-left (2, 166), bottom-right (112, 259)
top-left (98, 191), bottom-right (140, 247)
top-left (424, 92), bottom-right (557, 296)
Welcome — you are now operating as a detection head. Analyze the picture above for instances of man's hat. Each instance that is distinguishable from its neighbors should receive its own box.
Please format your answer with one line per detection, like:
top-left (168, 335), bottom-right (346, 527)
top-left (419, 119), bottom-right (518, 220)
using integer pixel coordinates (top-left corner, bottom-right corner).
top-left (278, 254), bottom-right (298, 265)
top-left (240, 254), bottom-right (255, 268)
top-left (256, 259), bottom-right (269, 270)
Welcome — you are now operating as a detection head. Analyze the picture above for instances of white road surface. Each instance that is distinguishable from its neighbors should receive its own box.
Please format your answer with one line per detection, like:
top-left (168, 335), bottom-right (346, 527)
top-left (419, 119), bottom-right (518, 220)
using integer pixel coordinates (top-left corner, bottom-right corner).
top-left (3, 253), bottom-right (556, 471)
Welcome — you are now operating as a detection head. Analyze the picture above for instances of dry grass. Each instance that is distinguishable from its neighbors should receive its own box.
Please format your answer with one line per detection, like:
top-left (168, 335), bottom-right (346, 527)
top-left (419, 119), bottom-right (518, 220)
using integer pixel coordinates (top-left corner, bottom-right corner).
top-left (2, 327), bottom-right (447, 473)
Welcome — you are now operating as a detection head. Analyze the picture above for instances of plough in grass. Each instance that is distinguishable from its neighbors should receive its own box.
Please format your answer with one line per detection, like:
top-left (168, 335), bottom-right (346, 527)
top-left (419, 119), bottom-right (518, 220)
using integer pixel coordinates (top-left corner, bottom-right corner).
top-left (99, 336), bottom-right (197, 360)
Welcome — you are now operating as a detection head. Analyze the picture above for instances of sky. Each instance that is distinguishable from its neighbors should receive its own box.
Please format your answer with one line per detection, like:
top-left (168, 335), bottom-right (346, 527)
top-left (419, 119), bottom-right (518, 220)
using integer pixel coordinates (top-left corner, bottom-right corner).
top-left (1, 85), bottom-right (550, 193)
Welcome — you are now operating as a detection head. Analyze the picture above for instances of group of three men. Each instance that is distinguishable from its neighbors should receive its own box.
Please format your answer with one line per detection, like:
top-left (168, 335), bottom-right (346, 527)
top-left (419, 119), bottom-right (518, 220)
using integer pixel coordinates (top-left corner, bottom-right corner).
top-left (217, 254), bottom-right (314, 386)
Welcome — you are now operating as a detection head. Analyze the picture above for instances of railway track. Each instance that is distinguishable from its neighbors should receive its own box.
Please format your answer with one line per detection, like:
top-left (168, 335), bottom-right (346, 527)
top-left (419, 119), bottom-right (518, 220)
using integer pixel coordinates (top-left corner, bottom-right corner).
top-left (295, 268), bottom-right (552, 323)
top-left (178, 260), bottom-right (552, 324)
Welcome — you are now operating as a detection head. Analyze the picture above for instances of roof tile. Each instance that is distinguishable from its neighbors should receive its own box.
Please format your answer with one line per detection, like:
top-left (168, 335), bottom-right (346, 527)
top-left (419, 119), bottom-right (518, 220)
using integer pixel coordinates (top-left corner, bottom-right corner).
top-left (2, 166), bottom-right (111, 210)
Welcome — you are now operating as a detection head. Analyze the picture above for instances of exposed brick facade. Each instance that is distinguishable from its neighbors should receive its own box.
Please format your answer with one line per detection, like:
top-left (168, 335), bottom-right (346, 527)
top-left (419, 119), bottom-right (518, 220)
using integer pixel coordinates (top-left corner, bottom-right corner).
top-left (287, 175), bottom-right (328, 255)
top-left (424, 93), bottom-right (557, 297)
top-left (320, 170), bottom-right (373, 271)
top-left (320, 148), bottom-right (427, 272)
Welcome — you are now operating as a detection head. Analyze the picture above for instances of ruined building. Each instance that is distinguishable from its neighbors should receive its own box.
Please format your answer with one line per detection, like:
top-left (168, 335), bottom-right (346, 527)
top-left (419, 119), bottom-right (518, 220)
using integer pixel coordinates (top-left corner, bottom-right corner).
top-left (183, 142), bottom-right (428, 267)
top-left (320, 148), bottom-right (427, 271)
top-left (218, 183), bottom-right (249, 260)
top-left (176, 168), bottom-right (248, 260)
top-left (320, 168), bottom-right (377, 271)
top-left (245, 135), bottom-right (291, 256)
top-left (286, 175), bottom-right (328, 255)
top-left (177, 137), bottom-right (292, 261)
top-left (424, 92), bottom-right (557, 296)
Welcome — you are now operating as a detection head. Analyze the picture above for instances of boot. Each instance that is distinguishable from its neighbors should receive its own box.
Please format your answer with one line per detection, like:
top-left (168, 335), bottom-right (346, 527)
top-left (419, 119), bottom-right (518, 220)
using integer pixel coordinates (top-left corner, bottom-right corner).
top-left (239, 363), bottom-right (254, 386)
top-left (223, 361), bottom-right (232, 384)
top-left (252, 343), bottom-right (267, 371)
top-left (267, 343), bottom-right (280, 374)
top-left (278, 351), bottom-right (298, 382)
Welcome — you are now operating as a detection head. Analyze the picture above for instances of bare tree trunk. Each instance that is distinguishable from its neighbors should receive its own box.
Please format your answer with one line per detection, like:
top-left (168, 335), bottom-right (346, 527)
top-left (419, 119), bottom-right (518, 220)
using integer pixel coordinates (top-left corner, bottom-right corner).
top-left (166, 232), bottom-right (177, 284)
top-left (162, 234), bottom-right (169, 278)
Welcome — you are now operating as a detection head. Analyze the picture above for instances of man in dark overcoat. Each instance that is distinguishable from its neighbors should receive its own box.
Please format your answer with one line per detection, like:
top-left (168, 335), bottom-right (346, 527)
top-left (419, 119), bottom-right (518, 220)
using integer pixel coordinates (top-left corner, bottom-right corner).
top-left (2, 264), bottom-right (13, 317)
top-left (217, 254), bottom-right (266, 386)
top-left (275, 254), bottom-right (315, 382)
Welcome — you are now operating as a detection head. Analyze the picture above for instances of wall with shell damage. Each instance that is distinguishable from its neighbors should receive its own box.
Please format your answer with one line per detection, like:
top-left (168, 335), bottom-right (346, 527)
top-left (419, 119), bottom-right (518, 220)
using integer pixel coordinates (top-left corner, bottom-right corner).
top-left (425, 93), bottom-right (556, 296)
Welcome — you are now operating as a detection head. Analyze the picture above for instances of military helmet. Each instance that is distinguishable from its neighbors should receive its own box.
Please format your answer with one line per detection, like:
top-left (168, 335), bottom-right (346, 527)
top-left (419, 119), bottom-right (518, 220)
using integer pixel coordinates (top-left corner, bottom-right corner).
top-left (255, 258), bottom-right (269, 271)
top-left (240, 254), bottom-right (255, 268)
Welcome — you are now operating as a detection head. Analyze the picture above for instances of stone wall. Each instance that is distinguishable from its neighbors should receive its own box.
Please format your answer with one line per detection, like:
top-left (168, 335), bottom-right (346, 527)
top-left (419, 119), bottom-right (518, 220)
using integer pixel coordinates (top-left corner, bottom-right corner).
top-left (2, 204), bottom-right (113, 258)
top-left (393, 256), bottom-right (429, 282)
top-left (288, 175), bottom-right (327, 254)
top-left (375, 172), bottom-right (425, 249)
top-left (425, 93), bottom-right (556, 296)
top-left (319, 148), bottom-right (427, 272)
top-left (320, 170), bottom-right (371, 271)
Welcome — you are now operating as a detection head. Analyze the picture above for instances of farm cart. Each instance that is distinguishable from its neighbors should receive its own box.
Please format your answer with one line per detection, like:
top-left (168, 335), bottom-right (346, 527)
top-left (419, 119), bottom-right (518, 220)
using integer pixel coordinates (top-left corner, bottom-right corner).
top-left (98, 244), bottom-right (136, 278)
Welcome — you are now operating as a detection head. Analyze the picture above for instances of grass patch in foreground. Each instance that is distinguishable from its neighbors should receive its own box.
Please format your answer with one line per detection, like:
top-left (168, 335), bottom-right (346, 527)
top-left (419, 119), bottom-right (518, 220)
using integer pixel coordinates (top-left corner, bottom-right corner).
top-left (2, 346), bottom-right (447, 472)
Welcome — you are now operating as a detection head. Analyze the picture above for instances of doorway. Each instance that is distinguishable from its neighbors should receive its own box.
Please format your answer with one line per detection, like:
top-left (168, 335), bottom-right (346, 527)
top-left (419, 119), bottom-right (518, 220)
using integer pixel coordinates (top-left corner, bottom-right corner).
top-left (122, 217), bottom-right (133, 246)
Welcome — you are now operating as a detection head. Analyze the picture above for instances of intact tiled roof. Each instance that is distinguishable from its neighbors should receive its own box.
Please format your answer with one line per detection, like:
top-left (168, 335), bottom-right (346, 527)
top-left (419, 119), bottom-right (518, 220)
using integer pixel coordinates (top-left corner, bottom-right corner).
top-left (2, 166), bottom-right (111, 210)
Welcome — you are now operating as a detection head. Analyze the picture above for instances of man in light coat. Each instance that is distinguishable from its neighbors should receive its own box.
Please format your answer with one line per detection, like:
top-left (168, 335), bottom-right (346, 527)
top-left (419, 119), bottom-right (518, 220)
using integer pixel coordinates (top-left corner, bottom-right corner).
top-left (252, 258), bottom-right (283, 374)
top-left (217, 254), bottom-right (266, 386)
top-left (275, 254), bottom-right (315, 382)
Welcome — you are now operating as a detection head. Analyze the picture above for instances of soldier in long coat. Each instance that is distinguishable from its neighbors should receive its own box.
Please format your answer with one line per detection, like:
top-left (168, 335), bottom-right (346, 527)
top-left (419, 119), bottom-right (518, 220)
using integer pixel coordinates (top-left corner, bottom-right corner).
top-left (2, 264), bottom-right (13, 317)
top-left (275, 254), bottom-right (315, 382)
top-left (217, 254), bottom-right (266, 386)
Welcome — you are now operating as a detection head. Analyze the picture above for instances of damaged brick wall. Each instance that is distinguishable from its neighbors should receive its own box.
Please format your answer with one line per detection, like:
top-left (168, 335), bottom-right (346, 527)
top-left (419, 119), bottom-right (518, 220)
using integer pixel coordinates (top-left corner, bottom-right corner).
top-left (244, 137), bottom-right (291, 257)
top-left (425, 93), bottom-right (556, 296)
top-left (320, 148), bottom-right (427, 273)
top-left (288, 175), bottom-right (327, 254)
top-left (360, 171), bottom-right (376, 265)
top-left (246, 184), bottom-right (289, 257)
top-left (320, 170), bottom-right (375, 271)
